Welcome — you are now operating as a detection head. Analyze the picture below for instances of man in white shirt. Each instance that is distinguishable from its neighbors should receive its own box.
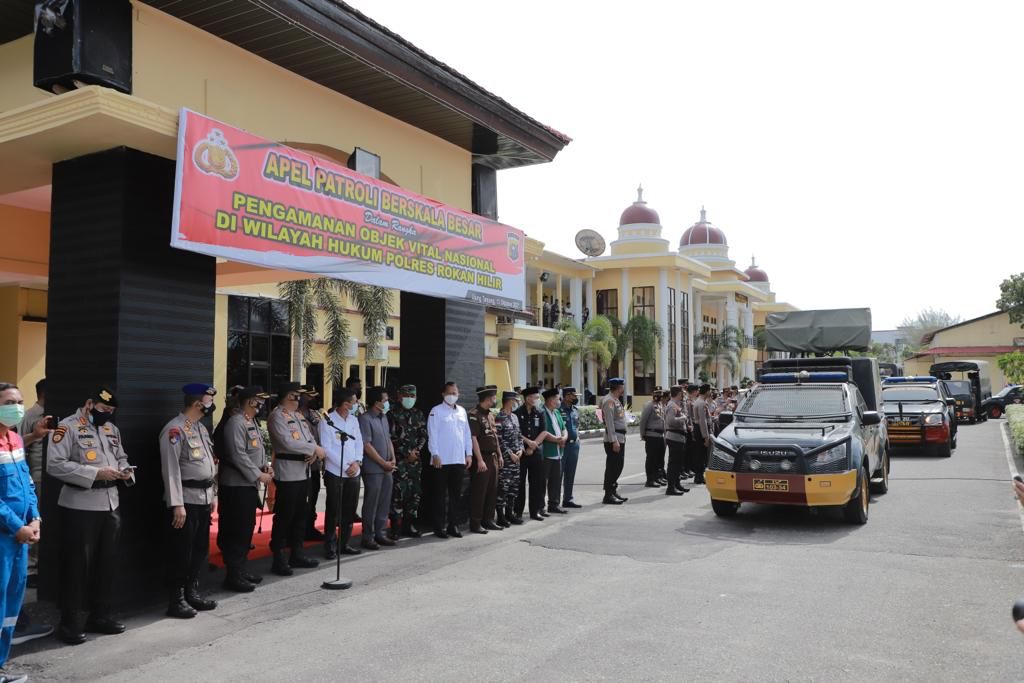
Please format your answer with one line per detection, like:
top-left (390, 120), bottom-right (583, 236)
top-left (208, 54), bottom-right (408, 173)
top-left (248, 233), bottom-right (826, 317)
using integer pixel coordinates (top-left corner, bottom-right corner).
top-left (426, 382), bottom-right (473, 539)
top-left (319, 389), bottom-right (364, 559)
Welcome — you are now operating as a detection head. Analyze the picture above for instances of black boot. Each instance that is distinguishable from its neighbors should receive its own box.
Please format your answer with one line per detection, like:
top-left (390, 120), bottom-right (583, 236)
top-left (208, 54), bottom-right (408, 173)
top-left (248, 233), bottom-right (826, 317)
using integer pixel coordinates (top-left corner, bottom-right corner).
top-left (223, 571), bottom-right (256, 593)
top-left (403, 514), bottom-right (422, 538)
top-left (324, 537), bottom-right (337, 560)
top-left (289, 550), bottom-right (320, 569)
top-left (495, 506), bottom-right (509, 528)
top-left (271, 551), bottom-right (294, 576)
top-left (613, 488), bottom-right (629, 502)
top-left (167, 587), bottom-right (197, 619)
top-left (387, 516), bottom-right (401, 541)
top-left (185, 581), bottom-right (217, 611)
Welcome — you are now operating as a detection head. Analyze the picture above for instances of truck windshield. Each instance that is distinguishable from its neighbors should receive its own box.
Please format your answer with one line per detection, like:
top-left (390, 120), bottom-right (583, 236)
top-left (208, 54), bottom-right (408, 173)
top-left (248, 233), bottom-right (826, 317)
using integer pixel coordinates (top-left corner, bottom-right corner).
top-left (882, 386), bottom-right (939, 402)
top-left (736, 385), bottom-right (849, 420)
top-left (942, 381), bottom-right (971, 397)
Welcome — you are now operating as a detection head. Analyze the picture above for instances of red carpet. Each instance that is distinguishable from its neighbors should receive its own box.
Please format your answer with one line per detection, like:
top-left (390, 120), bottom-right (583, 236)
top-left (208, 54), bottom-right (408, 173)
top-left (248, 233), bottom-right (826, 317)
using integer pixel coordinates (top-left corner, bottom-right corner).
top-left (207, 511), bottom-right (366, 568)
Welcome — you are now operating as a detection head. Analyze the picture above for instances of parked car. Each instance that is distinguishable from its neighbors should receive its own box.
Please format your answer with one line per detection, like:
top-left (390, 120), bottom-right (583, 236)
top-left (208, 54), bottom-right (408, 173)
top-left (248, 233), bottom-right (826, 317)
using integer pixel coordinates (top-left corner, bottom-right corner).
top-left (882, 377), bottom-right (957, 457)
top-left (981, 385), bottom-right (1023, 419)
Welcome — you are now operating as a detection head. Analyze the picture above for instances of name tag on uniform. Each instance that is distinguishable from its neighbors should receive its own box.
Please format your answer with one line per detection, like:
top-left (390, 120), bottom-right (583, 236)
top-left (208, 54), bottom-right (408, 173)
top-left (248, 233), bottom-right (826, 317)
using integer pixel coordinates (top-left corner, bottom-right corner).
top-left (192, 448), bottom-right (203, 459)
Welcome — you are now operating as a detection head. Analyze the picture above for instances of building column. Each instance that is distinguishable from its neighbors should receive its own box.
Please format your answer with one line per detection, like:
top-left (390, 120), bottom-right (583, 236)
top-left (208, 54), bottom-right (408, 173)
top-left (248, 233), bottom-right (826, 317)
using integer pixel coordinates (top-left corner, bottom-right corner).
top-left (619, 270), bottom-right (631, 391)
top-left (572, 357), bottom-right (583, 392)
top-left (555, 274), bottom-right (564, 318)
top-left (657, 268), bottom-right (669, 388)
top-left (691, 289), bottom-right (701, 381)
top-left (534, 276), bottom-right (543, 323)
top-left (570, 277), bottom-right (583, 326)
top-left (675, 272), bottom-right (684, 381)
top-left (43, 147), bottom-right (216, 602)
top-left (586, 357), bottom-right (598, 396)
top-left (553, 356), bottom-right (562, 386)
top-left (583, 278), bottom-right (593, 320)
top-left (509, 339), bottom-right (527, 388)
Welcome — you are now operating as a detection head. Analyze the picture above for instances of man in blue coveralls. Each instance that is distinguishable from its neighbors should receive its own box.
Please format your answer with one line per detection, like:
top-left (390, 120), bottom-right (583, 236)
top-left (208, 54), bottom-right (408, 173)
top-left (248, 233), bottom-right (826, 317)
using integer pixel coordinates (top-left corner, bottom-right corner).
top-left (0, 383), bottom-right (41, 683)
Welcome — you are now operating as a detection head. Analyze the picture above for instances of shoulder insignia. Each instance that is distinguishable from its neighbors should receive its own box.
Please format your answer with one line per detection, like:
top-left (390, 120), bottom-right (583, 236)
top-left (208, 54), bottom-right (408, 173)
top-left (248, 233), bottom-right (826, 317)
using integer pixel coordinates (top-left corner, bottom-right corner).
top-left (169, 428), bottom-right (181, 445)
top-left (78, 416), bottom-right (88, 426)
top-left (103, 424), bottom-right (112, 433)
top-left (52, 426), bottom-right (67, 443)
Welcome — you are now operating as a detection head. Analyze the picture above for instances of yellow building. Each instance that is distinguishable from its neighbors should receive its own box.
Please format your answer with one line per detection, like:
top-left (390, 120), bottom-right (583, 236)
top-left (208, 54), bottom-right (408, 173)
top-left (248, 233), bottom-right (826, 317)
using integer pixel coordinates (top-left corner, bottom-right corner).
top-left (904, 311), bottom-right (1023, 389)
top-left (501, 188), bottom-right (796, 401)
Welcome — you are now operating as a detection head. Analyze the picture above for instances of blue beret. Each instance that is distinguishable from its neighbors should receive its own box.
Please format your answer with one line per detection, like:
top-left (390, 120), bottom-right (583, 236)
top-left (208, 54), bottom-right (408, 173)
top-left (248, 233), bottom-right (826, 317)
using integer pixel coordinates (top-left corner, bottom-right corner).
top-left (608, 378), bottom-right (625, 387)
top-left (182, 383), bottom-right (216, 396)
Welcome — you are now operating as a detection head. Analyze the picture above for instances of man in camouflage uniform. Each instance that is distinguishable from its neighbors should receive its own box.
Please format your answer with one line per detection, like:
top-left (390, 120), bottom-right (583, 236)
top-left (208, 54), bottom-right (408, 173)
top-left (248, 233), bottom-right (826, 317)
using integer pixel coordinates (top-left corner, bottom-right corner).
top-left (388, 384), bottom-right (426, 539)
top-left (494, 391), bottom-right (524, 525)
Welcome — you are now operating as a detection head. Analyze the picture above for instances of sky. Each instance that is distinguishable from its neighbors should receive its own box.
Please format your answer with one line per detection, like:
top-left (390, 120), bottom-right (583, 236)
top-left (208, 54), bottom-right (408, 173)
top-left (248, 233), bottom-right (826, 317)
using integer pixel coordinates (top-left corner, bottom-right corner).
top-left (353, 1), bottom-right (1024, 329)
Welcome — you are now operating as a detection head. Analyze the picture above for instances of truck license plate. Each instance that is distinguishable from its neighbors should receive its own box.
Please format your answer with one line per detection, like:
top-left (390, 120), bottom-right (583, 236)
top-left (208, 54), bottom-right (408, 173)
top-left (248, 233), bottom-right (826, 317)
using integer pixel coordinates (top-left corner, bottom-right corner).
top-left (753, 478), bottom-right (789, 492)
top-left (890, 420), bottom-right (915, 427)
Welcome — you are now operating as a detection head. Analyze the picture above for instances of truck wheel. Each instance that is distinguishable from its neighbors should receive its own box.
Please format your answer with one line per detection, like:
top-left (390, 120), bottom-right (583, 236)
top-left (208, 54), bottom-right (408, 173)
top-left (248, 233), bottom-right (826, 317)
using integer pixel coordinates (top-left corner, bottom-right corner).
top-left (870, 450), bottom-right (889, 494)
top-left (989, 405), bottom-right (1003, 419)
top-left (844, 468), bottom-right (869, 524)
top-left (937, 438), bottom-right (952, 457)
top-left (711, 500), bottom-right (740, 517)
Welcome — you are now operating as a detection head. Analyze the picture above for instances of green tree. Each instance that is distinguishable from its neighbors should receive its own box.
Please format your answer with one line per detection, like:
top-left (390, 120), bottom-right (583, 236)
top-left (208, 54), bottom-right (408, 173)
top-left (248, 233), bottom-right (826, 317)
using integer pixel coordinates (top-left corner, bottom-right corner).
top-left (898, 308), bottom-right (961, 348)
top-left (997, 272), bottom-right (1024, 328)
top-left (998, 351), bottom-right (1024, 385)
top-left (548, 316), bottom-right (617, 387)
top-left (611, 313), bottom-right (664, 377)
top-left (697, 325), bottom-right (742, 386)
top-left (278, 278), bottom-right (393, 386)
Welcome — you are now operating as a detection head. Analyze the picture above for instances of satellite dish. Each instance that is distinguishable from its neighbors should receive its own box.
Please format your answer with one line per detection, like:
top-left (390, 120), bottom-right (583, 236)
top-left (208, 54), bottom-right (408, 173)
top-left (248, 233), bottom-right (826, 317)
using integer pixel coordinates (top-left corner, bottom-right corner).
top-left (575, 229), bottom-right (606, 257)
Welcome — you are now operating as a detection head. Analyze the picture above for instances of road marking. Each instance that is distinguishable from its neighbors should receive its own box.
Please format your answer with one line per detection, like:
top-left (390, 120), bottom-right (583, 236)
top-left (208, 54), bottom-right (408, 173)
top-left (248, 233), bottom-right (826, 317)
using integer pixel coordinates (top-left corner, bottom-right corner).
top-left (1000, 422), bottom-right (1024, 538)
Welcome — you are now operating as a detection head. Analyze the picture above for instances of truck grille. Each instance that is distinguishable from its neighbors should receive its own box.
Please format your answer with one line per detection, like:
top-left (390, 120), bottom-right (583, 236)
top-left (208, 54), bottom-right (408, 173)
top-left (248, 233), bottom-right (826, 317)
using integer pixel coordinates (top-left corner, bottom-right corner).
top-left (735, 451), bottom-right (848, 475)
top-left (887, 418), bottom-right (924, 444)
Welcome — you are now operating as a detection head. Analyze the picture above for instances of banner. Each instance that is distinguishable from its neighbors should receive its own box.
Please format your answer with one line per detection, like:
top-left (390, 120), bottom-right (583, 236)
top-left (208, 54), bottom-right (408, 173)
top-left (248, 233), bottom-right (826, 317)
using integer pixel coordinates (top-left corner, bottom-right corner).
top-left (171, 110), bottom-right (525, 310)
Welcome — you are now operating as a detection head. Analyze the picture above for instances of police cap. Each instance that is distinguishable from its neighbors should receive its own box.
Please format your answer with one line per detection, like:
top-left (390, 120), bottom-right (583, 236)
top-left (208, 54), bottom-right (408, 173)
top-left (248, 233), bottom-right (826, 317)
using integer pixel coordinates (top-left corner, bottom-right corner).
top-left (238, 385), bottom-right (270, 401)
top-left (182, 383), bottom-right (216, 397)
top-left (92, 386), bottom-right (117, 408)
top-left (398, 384), bottom-right (417, 396)
top-left (608, 378), bottom-right (625, 388)
top-left (476, 385), bottom-right (498, 399)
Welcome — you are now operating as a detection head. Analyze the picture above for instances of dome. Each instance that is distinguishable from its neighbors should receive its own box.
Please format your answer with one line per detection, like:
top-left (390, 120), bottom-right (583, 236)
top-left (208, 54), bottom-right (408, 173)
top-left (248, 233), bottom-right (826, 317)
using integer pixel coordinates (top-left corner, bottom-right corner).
top-left (744, 256), bottom-right (769, 282)
top-left (619, 185), bottom-right (660, 225)
top-left (680, 207), bottom-right (727, 246)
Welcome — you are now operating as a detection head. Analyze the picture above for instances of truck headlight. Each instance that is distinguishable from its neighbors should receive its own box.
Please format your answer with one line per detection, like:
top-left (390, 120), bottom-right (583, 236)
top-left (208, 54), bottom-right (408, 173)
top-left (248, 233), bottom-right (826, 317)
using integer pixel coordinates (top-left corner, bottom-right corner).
top-left (813, 443), bottom-right (848, 466)
top-left (712, 445), bottom-right (735, 467)
top-left (924, 414), bottom-right (943, 425)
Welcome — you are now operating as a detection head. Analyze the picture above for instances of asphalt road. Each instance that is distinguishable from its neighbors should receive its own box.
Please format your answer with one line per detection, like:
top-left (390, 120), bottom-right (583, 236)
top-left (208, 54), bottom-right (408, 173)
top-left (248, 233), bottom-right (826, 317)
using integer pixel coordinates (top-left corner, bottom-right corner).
top-left (13, 420), bottom-right (1024, 681)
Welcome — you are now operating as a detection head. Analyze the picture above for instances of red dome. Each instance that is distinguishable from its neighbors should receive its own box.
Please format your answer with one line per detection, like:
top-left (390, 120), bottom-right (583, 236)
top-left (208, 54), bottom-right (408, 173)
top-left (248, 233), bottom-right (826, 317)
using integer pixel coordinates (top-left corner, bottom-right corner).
top-left (680, 207), bottom-right (727, 247)
top-left (744, 257), bottom-right (769, 282)
top-left (619, 185), bottom-right (660, 225)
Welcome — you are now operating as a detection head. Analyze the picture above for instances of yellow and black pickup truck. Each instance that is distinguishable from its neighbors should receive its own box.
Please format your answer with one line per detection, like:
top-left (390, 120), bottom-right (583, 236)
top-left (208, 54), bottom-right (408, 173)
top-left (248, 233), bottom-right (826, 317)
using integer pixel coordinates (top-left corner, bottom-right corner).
top-left (706, 368), bottom-right (888, 525)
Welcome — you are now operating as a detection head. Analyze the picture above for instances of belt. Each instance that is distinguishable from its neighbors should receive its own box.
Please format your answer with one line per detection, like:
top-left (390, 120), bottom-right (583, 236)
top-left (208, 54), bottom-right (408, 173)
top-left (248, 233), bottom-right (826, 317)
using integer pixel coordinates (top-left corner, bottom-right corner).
top-left (90, 480), bottom-right (116, 489)
top-left (182, 479), bottom-right (214, 489)
top-left (646, 429), bottom-right (664, 434)
top-left (667, 429), bottom-right (687, 435)
top-left (275, 453), bottom-right (306, 462)
top-left (615, 429), bottom-right (627, 435)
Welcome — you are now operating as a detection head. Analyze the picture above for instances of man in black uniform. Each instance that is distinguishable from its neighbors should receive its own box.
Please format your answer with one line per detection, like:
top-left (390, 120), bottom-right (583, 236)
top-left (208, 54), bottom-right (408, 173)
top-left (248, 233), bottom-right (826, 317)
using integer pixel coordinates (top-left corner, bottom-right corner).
top-left (300, 386), bottom-right (325, 542)
top-left (468, 386), bottom-right (502, 534)
top-left (514, 387), bottom-right (548, 522)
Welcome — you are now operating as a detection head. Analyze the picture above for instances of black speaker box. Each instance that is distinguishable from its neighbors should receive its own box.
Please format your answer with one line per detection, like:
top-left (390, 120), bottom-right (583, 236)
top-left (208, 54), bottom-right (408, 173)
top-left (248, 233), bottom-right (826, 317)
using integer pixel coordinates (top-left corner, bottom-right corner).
top-left (33, 0), bottom-right (132, 95)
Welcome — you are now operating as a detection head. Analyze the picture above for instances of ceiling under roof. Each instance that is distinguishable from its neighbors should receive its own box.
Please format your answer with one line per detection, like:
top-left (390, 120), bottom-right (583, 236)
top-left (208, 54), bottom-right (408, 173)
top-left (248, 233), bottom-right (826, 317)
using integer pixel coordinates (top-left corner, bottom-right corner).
top-left (1, 0), bottom-right (569, 170)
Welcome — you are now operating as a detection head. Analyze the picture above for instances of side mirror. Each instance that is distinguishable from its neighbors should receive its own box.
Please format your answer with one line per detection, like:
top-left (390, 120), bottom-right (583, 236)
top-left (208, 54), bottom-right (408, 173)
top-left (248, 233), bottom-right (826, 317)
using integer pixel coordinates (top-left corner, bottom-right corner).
top-left (718, 411), bottom-right (734, 428)
top-left (945, 398), bottom-right (956, 407)
top-left (861, 411), bottom-right (882, 426)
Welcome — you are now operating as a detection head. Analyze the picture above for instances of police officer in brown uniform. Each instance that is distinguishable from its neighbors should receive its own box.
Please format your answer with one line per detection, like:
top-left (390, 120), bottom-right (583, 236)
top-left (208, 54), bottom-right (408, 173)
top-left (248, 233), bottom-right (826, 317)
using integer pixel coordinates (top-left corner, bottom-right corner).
top-left (468, 385), bottom-right (502, 534)
top-left (217, 385), bottom-right (272, 593)
top-left (159, 384), bottom-right (218, 619)
top-left (46, 387), bottom-right (134, 645)
top-left (267, 383), bottom-right (325, 576)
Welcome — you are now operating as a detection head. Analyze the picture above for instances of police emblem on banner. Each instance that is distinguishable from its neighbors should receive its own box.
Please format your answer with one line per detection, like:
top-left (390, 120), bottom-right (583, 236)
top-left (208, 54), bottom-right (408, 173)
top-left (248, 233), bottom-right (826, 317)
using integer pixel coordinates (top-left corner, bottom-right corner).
top-left (507, 232), bottom-right (521, 261)
top-left (192, 128), bottom-right (239, 180)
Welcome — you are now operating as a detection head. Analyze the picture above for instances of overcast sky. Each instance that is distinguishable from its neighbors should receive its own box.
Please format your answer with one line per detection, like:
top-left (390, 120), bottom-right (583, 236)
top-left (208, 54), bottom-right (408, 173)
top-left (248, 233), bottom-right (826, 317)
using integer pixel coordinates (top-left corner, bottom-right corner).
top-left (354, 1), bottom-right (1023, 329)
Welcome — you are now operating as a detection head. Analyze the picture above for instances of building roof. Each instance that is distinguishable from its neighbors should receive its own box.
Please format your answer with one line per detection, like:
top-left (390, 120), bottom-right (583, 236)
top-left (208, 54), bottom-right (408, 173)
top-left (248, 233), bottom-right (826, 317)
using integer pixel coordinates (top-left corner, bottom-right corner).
top-left (619, 185), bottom-right (660, 226)
top-left (680, 207), bottom-right (727, 246)
top-left (1, 0), bottom-right (569, 170)
top-left (920, 310), bottom-right (1007, 345)
top-left (908, 345), bottom-right (1017, 359)
top-left (743, 256), bottom-right (768, 282)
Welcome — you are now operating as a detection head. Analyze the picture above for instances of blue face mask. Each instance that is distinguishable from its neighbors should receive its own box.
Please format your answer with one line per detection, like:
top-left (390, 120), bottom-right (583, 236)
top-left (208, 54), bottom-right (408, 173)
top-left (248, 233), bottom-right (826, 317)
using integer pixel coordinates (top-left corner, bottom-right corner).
top-left (381, 401), bottom-right (390, 414)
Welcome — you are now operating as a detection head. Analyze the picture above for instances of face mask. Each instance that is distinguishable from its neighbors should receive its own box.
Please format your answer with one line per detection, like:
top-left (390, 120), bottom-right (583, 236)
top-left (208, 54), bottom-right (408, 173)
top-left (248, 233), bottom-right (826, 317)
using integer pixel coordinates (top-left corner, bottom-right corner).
top-left (530, 397), bottom-right (541, 408)
top-left (0, 404), bottom-right (24, 427)
top-left (202, 402), bottom-right (216, 416)
top-left (401, 397), bottom-right (416, 410)
top-left (381, 401), bottom-right (390, 414)
top-left (91, 408), bottom-right (113, 427)
top-left (443, 394), bottom-right (458, 406)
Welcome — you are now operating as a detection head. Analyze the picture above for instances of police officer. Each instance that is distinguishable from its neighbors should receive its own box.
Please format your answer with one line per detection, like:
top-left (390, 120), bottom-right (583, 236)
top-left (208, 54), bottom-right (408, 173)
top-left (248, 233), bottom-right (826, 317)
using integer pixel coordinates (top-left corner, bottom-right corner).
top-left (267, 383), bottom-right (324, 576)
top-left (639, 390), bottom-right (666, 487)
top-left (514, 387), bottom-right (548, 522)
top-left (468, 386), bottom-right (502, 534)
top-left (216, 385), bottom-right (272, 593)
top-left (159, 384), bottom-right (218, 619)
top-left (299, 386), bottom-right (325, 543)
top-left (47, 387), bottom-right (133, 645)
top-left (389, 384), bottom-right (427, 539)
top-left (601, 378), bottom-right (628, 505)
top-left (663, 386), bottom-right (690, 495)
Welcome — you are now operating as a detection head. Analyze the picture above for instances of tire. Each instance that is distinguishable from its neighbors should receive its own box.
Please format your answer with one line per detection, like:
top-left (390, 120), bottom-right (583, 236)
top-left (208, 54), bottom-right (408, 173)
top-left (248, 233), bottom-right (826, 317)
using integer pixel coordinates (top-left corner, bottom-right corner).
top-left (844, 468), bottom-right (870, 524)
top-left (937, 438), bottom-right (952, 457)
top-left (968, 417), bottom-right (976, 425)
top-left (711, 499), bottom-right (740, 517)
top-left (870, 450), bottom-right (889, 494)
top-left (989, 405), bottom-right (1003, 419)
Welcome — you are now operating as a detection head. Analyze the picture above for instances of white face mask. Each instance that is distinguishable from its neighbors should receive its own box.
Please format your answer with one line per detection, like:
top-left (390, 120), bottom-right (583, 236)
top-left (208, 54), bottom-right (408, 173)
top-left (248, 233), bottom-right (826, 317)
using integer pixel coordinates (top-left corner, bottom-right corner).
top-left (530, 397), bottom-right (542, 408)
top-left (443, 394), bottom-right (459, 406)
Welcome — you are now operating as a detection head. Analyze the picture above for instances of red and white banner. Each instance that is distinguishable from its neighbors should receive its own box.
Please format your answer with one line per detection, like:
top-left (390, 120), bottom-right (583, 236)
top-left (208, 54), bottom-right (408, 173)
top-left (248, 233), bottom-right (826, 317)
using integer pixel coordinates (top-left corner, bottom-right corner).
top-left (171, 109), bottom-right (525, 309)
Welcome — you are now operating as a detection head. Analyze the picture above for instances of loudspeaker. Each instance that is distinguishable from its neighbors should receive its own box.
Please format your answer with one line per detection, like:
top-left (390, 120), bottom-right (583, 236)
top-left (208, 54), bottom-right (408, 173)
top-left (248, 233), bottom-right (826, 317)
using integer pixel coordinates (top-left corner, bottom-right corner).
top-left (471, 163), bottom-right (497, 220)
top-left (33, 0), bottom-right (132, 95)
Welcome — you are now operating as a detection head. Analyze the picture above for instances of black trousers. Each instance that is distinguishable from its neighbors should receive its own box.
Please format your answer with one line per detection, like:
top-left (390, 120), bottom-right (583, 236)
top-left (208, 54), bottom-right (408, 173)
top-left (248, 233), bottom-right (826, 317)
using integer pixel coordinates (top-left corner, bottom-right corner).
top-left (166, 502), bottom-right (212, 589)
top-left (603, 441), bottom-right (625, 493)
top-left (270, 479), bottom-right (308, 553)
top-left (666, 440), bottom-right (687, 489)
top-left (217, 485), bottom-right (259, 575)
top-left (306, 468), bottom-right (322, 532)
top-left (59, 506), bottom-right (120, 627)
top-left (432, 464), bottom-right (465, 531)
top-left (644, 437), bottom-right (666, 482)
top-left (687, 438), bottom-right (709, 481)
top-left (515, 452), bottom-right (546, 516)
top-left (544, 458), bottom-right (562, 510)
top-left (469, 454), bottom-right (499, 524)
top-left (324, 472), bottom-right (360, 546)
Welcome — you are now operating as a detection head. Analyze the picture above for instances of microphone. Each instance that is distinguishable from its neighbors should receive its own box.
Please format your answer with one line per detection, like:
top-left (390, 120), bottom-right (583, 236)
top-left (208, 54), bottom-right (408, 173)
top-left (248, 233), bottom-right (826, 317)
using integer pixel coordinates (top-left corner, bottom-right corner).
top-left (321, 411), bottom-right (355, 441)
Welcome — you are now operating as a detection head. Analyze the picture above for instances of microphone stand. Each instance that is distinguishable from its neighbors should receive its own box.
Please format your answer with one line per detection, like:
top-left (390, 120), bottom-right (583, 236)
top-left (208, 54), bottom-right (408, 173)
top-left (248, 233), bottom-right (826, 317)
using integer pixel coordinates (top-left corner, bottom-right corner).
top-left (320, 411), bottom-right (354, 591)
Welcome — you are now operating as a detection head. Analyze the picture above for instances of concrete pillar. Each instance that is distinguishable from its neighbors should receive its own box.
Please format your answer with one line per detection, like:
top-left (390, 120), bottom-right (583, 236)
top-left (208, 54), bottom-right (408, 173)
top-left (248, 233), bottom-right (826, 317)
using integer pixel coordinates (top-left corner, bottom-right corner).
top-left (657, 268), bottom-right (669, 388)
top-left (570, 276), bottom-right (583, 325)
top-left (534, 276), bottom-right (542, 323)
top-left (555, 274), bottom-right (563, 318)
top-left (586, 357), bottom-right (598, 396)
top-left (583, 278), bottom-right (593, 321)
top-left (509, 339), bottom-right (528, 388)
top-left (691, 289), bottom-right (701, 380)
top-left (674, 272), bottom-right (683, 381)
top-left (619, 269), bottom-right (631, 391)
top-left (572, 356), bottom-right (583, 392)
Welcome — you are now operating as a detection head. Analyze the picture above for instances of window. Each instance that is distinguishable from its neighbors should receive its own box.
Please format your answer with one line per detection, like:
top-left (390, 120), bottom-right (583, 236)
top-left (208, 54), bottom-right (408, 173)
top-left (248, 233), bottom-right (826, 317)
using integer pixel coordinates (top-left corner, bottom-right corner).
top-left (596, 289), bottom-right (618, 321)
top-left (632, 286), bottom-right (655, 319)
top-left (306, 363), bottom-right (324, 409)
top-left (680, 292), bottom-right (689, 379)
top-left (632, 286), bottom-right (656, 395)
top-left (667, 288), bottom-right (676, 383)
top-left (385, 325), bottom-right (395, 341)
top-left (227, 296), bottom-right (292, 394)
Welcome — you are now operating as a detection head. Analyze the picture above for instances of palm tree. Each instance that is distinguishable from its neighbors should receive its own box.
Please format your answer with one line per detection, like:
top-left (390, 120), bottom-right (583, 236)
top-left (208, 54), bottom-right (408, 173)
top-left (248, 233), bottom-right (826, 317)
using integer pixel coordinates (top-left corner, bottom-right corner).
top-left (697, 324), bottom-right (742, 387)
top-left (278, 278), bottom-right (393, 386)
top-left (612, 313), bottom-right (664, 377)
top-left (548, 316), bottom-right (617, 387)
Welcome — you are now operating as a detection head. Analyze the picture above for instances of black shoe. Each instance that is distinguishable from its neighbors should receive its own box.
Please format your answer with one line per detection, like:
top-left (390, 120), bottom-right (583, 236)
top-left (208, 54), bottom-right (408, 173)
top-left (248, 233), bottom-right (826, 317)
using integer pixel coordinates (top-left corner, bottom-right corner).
top-left (602, 495), bottom-right (624, 505)
top-left (530, 513), bottom-right (545, 521)
top-left (223, 575), bottom-right (256, 593)
top-left (84, 616), bottom-right (126, 634)
top-left (185, 583), bottom-right (217, 611)
top-left (243, 572), bottom-right (263, 585)
top-left (482, 521), bottom-right (502, 531)
top-left (402, 516), bottom-right (423, 538)
top-left (324, 541), bottom-right (337, 560)
top-left (665, 488), bottom-right (685, 496)
top-left (693, 477), bottom-right (705, 485)
top-left (289, 552), bottom-right (320, 569)
top-left (57, 624), bottom-right (87, 646)
top-left (12, 621), bottom-right (53, 645)
top-left (548, 507), bottom-right (568, 514)
top-left (509, 515), bottom-right (525, 525)
top-left (539, 510), bottom-right (550, 517)
top-left (375, 536), bottom-right (397, 547)
top-left (446, 526), bottom-right (463, 538)
top-left (341, 544), bottom-right (362, 555)
top-left (166, 589), bottom-right (197, 620)
top-left (563, 501), bottom-right (582, 509)
top-left (682, 471), bottom-right (695, 478)
top-left (386, 526), bottom-right (400, 541)
top-left (0, 669), bottom-right (28, 683)
top-left (271, 552), bottom-right (294, 576)
top-left (644, 481), bottom-right (659, 488)
top-left (470, 524), bottom-right (488, 534)
top-left (433, 529), bottom-right (449, 539)
top-left (304, 528), bottom-right (325, 542)
top-left (613, 491), bottom-right (629, 502)
top-left (361, 539), bottom-right (381, 550)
